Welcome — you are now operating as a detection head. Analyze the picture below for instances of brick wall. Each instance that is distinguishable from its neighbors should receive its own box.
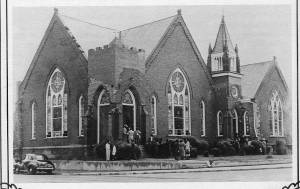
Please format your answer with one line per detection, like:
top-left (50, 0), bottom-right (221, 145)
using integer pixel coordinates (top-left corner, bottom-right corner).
top-left (18, 19), bottom-right (88, 152)
top-left (145, 24), bottom-right (216, 140)
top-left (255, 65), bottom-right (291, 145)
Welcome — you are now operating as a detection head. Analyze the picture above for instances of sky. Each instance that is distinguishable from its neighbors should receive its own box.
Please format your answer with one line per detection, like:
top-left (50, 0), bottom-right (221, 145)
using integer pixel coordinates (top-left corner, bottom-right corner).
top-left (12, 5), bottom-right (293, 89)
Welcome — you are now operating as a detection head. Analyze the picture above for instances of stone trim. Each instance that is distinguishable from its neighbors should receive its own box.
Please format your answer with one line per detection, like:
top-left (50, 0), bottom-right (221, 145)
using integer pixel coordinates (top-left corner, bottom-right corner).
top-left (14, 144), bottom-right (87, 150)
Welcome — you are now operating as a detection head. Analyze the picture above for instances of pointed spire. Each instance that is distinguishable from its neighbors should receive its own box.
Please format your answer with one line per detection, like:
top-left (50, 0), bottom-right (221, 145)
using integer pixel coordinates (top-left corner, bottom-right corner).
top-left (208, 43), bottom-right (212, 54)
top-left (177, 9), bottom-right (182, 15)
top-left (54, 7), bottom-right (58, 15)
top-left (212, 16), bottom-right (234, 54)
top-left (235, 44), bottom-right (239, 54)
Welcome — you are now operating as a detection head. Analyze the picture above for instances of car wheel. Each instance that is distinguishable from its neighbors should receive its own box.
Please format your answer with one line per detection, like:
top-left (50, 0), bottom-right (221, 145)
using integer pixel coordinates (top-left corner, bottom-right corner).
top-left (46, 170), bottom-right (52, 175)
top-left (28, 167), bottom-right (36, 175)
top-left (15, 167), bottom-right (20, 174)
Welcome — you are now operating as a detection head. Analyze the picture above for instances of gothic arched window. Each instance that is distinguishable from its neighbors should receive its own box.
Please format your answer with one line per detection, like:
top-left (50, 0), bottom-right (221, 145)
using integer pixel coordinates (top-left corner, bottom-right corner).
top-left (243, 111), bottom-right (250, 136)
top-left (200, 101), bottom-right (205, 136)
top-left (46, 68), bottom-right (67, 138)
top-left (151, 96), bottom-right (157, 135)
top-left (97, 90), bottom-right (110, 144)
top-left (167, 68), bottom-right (191, 136)
top-left (232, 109), bottom-right (238, 135)
top-left (217, 111), bottom-right (223, 136)
top-left (31, 102), bottom-right (36, 139)
top-left (78, 95), bottom-right (84, 136)
top-left (269, 91), bottom-right (283, 136)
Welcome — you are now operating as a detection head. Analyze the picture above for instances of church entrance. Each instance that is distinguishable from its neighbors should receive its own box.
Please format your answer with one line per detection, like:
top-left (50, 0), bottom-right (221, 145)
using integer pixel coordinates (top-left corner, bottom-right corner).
top-left (97, 90), bottom-right (110, 144)
top-left (123, 106), bottom-right (134, 130)
top-left (121, 88), bottom-right (146, 144)
top-left (122, 90), bottom-right (136, 131)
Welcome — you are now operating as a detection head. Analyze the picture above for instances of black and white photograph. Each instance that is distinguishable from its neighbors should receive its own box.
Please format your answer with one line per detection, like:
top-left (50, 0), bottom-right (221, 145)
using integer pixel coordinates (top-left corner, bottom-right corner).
top-left (1, 0), bottom-right (298, 189)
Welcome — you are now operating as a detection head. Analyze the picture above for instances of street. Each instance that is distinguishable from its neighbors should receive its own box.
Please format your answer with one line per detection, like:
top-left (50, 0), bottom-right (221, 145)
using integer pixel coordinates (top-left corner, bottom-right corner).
top-left (14, 167), bottom-right (292, 183)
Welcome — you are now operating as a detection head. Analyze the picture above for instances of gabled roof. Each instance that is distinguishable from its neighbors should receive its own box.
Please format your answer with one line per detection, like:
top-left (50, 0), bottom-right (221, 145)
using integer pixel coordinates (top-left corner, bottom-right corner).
top-left (212, 16), bottom-right (235, 54)
top-left (241, 61), bottom-right (273, 98)
top-left (59, 14), bottom-right (117, 57)
top-left (19, 10), bottom-right (88, 94)
top-left (120, 15), bottom-right (176, 59)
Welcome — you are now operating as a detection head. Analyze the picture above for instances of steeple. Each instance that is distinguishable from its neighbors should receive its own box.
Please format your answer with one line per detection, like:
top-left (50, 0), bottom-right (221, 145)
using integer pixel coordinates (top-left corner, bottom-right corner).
top-left (207, 16), bottom-right (240, 74)
top-left (212, 16), bottom-right (235, 53)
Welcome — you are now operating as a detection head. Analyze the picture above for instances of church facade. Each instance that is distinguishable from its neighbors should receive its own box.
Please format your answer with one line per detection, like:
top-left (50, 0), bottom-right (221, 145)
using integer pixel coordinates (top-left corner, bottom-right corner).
top-left (14, 9), bottom-right (291, 160)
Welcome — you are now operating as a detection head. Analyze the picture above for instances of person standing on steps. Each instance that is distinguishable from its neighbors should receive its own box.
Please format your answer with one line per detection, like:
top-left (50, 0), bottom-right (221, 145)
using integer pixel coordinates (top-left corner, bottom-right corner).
top-left (185, 139), bottom-right (191, 160)
top-left (128, 128), bottom-right (134, 144)
top-left (111, 143), bottom-right (117, 160)
top-left (105, 140), bottom-right (111, 161)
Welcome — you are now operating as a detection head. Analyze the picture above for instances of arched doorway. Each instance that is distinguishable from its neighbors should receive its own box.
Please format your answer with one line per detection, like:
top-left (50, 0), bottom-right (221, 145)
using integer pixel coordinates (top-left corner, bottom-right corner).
top-left (97, 90), bottom-right (110, 144)
top-left (122, 90), bottom-right (136, 131)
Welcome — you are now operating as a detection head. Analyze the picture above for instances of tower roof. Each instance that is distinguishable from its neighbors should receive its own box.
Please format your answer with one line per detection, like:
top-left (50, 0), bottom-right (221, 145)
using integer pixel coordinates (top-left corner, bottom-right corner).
top-left (212, 16), bottom-right (235, 53)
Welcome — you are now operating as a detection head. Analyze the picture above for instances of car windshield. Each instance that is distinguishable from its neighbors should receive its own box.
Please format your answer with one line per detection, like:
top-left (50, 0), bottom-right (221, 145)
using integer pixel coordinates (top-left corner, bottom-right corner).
top-left (35, 155), bottom-right (45, 161)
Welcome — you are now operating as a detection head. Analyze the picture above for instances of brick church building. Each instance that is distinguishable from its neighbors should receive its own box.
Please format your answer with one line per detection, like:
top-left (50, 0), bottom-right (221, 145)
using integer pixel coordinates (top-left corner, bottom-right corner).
top-left (14, 9), bottom-right (291, 159)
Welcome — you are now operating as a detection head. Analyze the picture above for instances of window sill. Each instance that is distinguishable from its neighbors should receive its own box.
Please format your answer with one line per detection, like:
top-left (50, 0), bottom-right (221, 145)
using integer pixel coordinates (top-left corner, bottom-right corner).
top-left (168, 134), bottom-right (191, 137)
top-left (45, 136), bottom-right (68, 139)
top-left (30, 138), bottom-right (36, 141)
top-left (78, 135), bottom-right (85, 138)
top-left (270, 135), bottom-right (285, 138)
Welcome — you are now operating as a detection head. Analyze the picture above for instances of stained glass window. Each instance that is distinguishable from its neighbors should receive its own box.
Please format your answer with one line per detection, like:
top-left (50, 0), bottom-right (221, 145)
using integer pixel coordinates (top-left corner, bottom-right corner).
top-left (167, 68), bottom-right (191, 136)
top-left (79, 96), bottom-right (84, 136)
top-left (151, 96), bottom-right (157, 135)
top-left (269, 91), bottom-right (283, 136)
top-left (244, 111), bottom-right (250, 136)
top-left (217, 111), bottom-right (223, 136)
top-left (46, 68), bottom-right (67, 138)
top-left (122, 91), bottom-right (133, 104)
top-left (200, 101), bottom-right (205, 136)
top-left (31, 102), bottom-right (36, 139)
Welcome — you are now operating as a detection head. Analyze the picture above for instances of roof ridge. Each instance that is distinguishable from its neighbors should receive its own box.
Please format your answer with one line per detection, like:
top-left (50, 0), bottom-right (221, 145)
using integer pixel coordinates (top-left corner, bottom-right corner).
top-left (120, 15), bottom-right (177, 32)
top-left (241, 60), bottom-right (273, 67)
top-left (59, 13), bottom-right (119, 32)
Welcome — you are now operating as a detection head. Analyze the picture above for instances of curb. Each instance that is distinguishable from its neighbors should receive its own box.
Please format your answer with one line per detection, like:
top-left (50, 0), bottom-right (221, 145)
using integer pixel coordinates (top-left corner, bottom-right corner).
top-left (66, 163), bottom-right (292, 176)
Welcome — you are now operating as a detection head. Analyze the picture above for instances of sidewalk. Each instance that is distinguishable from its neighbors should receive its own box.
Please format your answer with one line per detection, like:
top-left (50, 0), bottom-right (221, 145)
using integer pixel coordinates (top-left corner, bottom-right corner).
top-left (58, 154), bottom-right (292, 175)
top-left (64, 163), bottom-right (291, 176)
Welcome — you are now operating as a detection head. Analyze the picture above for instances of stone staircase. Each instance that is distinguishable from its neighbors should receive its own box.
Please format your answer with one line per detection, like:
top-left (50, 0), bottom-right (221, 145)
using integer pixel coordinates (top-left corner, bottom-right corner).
top-left (139, 145), bottom-right (148, 158)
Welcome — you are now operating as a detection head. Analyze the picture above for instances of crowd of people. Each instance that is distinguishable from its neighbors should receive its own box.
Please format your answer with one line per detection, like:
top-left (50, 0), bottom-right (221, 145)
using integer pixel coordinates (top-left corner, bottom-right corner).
top-left (232, 133), bottom-right (268, 155)
top-left (146, 135), bottom-right (192, 160)
top-left (122, 124), bottom-right (141, 144)
top-left (174, 139), bottom-right (191, 160)
top-left (104, 140), bottom-right (117, 161)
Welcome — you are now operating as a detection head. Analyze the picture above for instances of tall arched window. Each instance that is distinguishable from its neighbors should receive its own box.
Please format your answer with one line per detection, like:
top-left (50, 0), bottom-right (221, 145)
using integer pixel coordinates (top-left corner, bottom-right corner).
top-left (151, 95), bottom-right (157, 135)
top-left (217, 111), bottom-right (223, 136)
top-left (269, 91), bottom-right (283, 136)
top-left (31, 102), bottom-right (36, 139)
top-left (78, 95), bottom-right (84, 136)
top-left (97, 90), bottom-right (110, 144)
top-left (232, 109), bottom-right (238, 135)
top-left (243, 111), bottom-right (250, 136)
top-left (46, 68), bottom-right (67, 138)
top-left (200, 101), bottom-right (205, 136)
top-left (167, 68), bottom-right (191, 136)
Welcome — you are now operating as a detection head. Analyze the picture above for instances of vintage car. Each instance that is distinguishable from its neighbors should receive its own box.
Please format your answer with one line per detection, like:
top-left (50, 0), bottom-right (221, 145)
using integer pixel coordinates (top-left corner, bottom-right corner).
top-left (14, 154), bottom-right (55, 174)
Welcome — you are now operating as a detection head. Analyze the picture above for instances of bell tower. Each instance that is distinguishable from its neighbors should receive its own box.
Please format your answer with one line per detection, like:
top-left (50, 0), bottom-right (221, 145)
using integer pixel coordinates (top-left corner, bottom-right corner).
top-left (208, 16), bottom-right (243, 138)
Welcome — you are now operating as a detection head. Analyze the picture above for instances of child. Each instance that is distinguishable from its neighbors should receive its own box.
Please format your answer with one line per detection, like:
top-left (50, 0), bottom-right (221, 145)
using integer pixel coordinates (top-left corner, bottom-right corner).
top-left (111, 144), bottom-right (117, 160)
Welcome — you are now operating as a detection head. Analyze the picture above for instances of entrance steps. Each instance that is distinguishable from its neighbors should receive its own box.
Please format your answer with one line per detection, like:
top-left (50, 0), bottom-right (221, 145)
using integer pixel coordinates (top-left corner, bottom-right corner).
top-left (139, 145), bottom-right (149, 158)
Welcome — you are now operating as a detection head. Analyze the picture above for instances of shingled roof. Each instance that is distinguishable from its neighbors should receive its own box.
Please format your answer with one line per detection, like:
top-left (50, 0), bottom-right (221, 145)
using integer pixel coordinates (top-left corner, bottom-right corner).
top-left (212, 16), bottom-right (235, 54)
top-left (240, 61), bottom-right (273, 98)
top-left (59, 14), bottom-right (117, 57)
top-left (119, 15), bottom-right (176, 59)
